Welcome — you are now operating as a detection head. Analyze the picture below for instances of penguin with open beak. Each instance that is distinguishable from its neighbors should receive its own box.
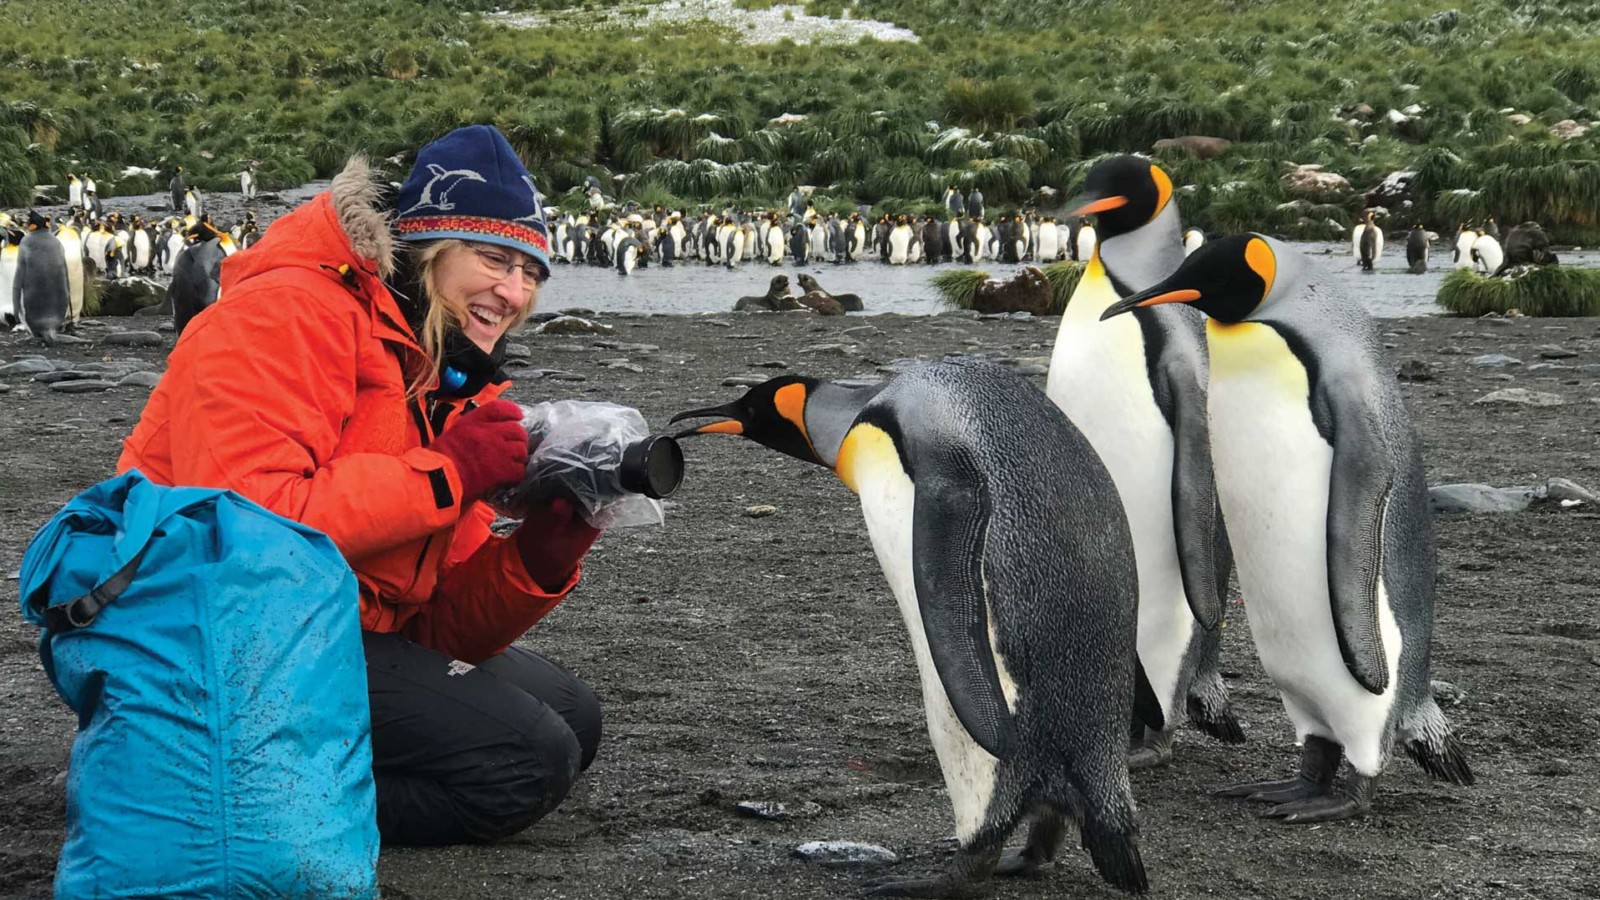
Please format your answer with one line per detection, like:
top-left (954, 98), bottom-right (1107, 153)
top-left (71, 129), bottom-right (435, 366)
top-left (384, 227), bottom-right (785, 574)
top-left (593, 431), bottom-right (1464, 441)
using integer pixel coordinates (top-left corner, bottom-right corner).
top-left (672, 360), bottom-right (1149, 895)
top-left (1102, 234), bottom-right (1474, 823)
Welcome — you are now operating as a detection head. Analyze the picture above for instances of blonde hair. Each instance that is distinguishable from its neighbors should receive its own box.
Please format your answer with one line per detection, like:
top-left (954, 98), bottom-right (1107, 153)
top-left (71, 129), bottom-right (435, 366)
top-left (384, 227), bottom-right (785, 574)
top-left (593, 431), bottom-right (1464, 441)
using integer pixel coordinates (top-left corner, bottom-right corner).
top-left (405, 238), bottom-right (540, 397)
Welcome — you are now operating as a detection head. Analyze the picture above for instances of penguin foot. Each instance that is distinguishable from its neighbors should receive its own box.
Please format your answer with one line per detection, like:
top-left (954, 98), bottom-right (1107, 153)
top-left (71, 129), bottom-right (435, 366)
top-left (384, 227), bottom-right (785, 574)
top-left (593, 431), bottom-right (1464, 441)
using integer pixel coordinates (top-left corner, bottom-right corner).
top-left (863, 875), bottom-right (986, 898)
top-left (1214, 775), bottom-right (1321, 802)
top-left (1262, 793), bottom-right (1367, 824)
top-left (1128, 729), bottom-right (1174, 771)
top-left (992, 849), bottom-right (1041, 878)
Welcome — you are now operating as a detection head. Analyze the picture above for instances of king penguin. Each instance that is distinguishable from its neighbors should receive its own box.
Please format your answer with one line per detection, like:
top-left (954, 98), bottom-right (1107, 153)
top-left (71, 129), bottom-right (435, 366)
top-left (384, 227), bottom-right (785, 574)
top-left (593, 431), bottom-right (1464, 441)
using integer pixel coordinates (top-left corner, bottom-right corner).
top-left (17, 213), bottom-right (72, 344)
top-left (1047, 155), bottom-right (1242, 769)
top-left (671, 362), bottom-right (1148, 897)
top-left (169, 222), bottom-right (227, 335)
top-left (0, 227), bottom-right (21, 327)
top-left (1405, 224), bottom-right (1428, 274)
top-left (55, 219), bottom-right (86, 323)
top-left (1354, 211), bottom-right (1381, 271)
top-left (1101, 234), bottom-right (1475, 822)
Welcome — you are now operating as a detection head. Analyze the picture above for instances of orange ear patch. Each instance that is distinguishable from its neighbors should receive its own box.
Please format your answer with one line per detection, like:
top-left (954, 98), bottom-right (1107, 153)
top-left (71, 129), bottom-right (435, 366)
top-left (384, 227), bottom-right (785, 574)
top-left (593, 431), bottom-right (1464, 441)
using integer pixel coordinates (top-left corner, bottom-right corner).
top-left (774, 382), bottom-right (813, 451)
top-left (1245, 237), bottom-right (1277, 299)
top-left (1149, 165), bottom-right (1173, 220)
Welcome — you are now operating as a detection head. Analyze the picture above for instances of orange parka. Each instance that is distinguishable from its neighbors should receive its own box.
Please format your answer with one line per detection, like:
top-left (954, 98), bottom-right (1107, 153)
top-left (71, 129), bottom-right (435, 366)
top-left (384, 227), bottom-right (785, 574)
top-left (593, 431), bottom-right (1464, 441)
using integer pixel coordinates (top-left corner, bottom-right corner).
top-left (117, 158), bottom-right (577, 663)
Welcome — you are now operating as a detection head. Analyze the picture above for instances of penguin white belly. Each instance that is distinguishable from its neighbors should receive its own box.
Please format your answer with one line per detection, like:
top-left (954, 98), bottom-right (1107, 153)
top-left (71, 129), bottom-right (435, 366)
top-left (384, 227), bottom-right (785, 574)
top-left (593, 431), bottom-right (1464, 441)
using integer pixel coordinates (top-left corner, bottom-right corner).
top-left (888, 228), bottom-right (910, 265)
top-left (1047, 262), bottom-right (1192, 720)
top-left (1037, 228), bottom-right (1059, 261)
top-left (848, 432), bottom-right (1004, 843)
top-left (1207, 323), bottom-right (1402, 774)
top-left (57, 234), bottom-right (85, 319)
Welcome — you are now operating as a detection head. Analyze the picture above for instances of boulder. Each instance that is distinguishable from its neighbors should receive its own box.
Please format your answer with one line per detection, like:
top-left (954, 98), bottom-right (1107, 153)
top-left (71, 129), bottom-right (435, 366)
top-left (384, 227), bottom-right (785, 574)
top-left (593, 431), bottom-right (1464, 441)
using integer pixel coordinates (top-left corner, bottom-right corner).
top-left (1549, 119), bottom-right (1590, 141)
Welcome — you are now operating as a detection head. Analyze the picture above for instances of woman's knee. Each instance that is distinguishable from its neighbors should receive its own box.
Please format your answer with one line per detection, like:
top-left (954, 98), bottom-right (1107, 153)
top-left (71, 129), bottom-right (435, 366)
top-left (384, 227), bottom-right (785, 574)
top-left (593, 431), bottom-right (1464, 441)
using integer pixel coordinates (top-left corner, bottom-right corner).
top-left (466, 710), bottom-right (583, 842)
top-left (565, 677), bottom-right (603, 771)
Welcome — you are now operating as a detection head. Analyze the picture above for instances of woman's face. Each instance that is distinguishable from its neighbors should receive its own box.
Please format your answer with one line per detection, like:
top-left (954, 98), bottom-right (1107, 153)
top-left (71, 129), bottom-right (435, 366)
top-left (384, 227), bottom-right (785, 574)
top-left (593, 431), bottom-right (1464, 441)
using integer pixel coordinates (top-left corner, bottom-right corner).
top-left (433, 241), bottom-right (545, 353)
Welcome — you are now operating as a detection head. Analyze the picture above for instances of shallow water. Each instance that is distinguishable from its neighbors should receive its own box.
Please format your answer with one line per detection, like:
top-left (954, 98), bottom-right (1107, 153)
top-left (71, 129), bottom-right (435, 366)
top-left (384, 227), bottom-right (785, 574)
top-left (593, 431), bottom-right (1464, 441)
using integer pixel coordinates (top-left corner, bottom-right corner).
top-left (537, 243), bottom-right (1600, 318)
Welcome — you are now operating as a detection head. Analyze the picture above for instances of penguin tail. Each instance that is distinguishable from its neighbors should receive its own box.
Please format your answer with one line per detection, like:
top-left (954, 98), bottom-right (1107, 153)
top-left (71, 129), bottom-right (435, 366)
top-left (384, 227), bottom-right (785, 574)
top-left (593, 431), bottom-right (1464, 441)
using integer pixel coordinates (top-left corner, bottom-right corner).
top-left (1401, 700), bottom-right (1476, 786)
top-left (1404, 730), bottom-right (1475, 786)
top-left (1079, 823), bottom-right (1148, 895)
top-left (1186, 692), bottom-right (1246, 745)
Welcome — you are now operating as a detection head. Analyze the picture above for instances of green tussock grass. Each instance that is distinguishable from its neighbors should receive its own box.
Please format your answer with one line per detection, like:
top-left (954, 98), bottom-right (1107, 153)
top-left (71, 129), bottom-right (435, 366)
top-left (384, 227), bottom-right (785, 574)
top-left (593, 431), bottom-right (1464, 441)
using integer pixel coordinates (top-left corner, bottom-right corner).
top-left (3, 1), bottom-right (1600, 236)
top-left (1041, 261), bottom-right (1086, 314)
top-left (1436, 265), bottom-right (1600, 317)
top-left (931, 268), bottom-right (990, 310)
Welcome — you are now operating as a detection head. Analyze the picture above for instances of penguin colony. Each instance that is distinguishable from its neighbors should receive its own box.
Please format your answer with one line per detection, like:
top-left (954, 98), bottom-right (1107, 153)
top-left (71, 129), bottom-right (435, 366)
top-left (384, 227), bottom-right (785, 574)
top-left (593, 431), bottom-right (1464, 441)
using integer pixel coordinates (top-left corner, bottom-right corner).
top-left (675, 155), bottom-right (1475, 896)
top-left (4, 169), bottom-right (257, 344)
top-left (544, 197), bottom-right (1098, 277)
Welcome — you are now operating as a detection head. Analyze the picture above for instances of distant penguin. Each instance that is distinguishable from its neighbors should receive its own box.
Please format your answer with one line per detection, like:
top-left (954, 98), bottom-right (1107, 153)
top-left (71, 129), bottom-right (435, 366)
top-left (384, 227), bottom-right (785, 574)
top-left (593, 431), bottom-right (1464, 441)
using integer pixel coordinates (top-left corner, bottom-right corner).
top-left (169, 167), bottom-right (187, 212)
top-left (788, 223), bottom-right (809, 264)
top-left (615, 235), bottom-right (641, 275)
top-left (672, 362), bottom-right (1147, 896)
top-left (55, 222), bottom-right (86, 322)
top-left (1452, 225), bottom-right (1476, 269)
top-left (0, 229), bottom-right (20, 327)
top-left (1471, 231), bottom-right (1503, 275)
top-left (1183, 228), bottom-right (1206, 257)
top-left (169, 226), bottom-right (227, 335)
top-left (1483, 216), bottom-right (1499, 241)
top-left (84, 225), bottom-right (110, 277)
top-left (1075, 220), bottom-right (1098, 262)
top-left (81, 176), bottom-right (98, 210)
top-left (888, 219), bottom-right (912, 265)
top-left (966, 187), bottom-right (985, 221)
top-left (240, 166), bottom-right (258, 201)
top-left (1405, 224), bottom-right (1428, 274)
top-left (17, 213), bottom-right (72, 344)
top-left (723, 222), bottom-right (746, 270)
top-left (656, 224), bottom-right (677, 268)
top-left (1355, 211), bottom-right (1381, 271)
top-left (1037, 216), bottom-right (1060, 261)
top-left (765, 218), bottom-right (785, 265)
top-left (1048, 155), bottom-right (1241, 768)
top-left (1102, 234), bottom-right (1475, 822)
top-left (185, 188), bottom-right (203, 220)
top-left (68, 174), bottom-right (83, 208)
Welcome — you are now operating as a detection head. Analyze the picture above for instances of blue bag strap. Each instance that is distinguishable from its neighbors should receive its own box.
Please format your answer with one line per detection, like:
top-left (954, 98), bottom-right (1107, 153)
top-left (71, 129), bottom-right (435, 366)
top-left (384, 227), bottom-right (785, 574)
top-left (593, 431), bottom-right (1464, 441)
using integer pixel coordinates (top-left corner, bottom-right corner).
top-left (24, 471), bottom-right (223, 633)
top-left (36, 537), bottom-right (159, 632)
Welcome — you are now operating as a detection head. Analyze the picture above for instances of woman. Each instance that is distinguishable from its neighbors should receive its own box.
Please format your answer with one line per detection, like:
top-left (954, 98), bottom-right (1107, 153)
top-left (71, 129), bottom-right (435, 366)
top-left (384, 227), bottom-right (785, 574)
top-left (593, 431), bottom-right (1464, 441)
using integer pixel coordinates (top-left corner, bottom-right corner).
top-left (117, 125), bottom-right (602, 845)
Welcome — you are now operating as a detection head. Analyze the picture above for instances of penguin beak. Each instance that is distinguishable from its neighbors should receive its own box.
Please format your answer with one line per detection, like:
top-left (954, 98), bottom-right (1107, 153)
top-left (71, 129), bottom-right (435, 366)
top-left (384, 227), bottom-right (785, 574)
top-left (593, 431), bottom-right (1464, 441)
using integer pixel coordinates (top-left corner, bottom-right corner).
top-left (1099, 289), bottom-right (1202, 321)
top-left (669, 402), bottom-right (745, 438)
top-left (1069, 195), bottom-right (1128, 217)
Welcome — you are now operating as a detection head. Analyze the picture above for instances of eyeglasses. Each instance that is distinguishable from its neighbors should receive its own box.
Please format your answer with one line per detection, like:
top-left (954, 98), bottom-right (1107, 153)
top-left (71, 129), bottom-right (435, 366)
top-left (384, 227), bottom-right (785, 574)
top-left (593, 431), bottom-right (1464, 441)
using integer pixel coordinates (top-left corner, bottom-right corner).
top-left (466, 243), bottom-right (547, 292)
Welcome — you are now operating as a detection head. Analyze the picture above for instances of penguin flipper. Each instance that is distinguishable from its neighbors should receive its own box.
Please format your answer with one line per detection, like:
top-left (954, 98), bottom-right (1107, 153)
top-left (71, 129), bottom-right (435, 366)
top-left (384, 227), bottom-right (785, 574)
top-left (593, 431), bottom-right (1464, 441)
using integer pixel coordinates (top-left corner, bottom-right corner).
top-left (1325, 389), bottom-right (1393, 695)
top-left (1167, 364), bottom-right (1226, 632)
top-left (911, 447), bottom-right (1019, 760)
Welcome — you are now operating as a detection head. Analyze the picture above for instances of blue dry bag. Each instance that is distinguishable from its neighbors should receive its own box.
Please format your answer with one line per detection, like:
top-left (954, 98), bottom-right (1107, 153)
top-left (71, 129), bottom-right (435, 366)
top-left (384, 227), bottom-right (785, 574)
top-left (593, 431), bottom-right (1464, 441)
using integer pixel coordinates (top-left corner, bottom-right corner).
top-left (19, 470), bottom-right (379, 899)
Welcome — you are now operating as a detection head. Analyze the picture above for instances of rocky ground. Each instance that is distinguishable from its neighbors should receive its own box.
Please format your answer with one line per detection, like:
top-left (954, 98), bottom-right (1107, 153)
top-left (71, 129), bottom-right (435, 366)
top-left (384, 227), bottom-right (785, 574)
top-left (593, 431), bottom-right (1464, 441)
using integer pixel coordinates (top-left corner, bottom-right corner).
top-left (1, 309), bottom-right (1598, 899)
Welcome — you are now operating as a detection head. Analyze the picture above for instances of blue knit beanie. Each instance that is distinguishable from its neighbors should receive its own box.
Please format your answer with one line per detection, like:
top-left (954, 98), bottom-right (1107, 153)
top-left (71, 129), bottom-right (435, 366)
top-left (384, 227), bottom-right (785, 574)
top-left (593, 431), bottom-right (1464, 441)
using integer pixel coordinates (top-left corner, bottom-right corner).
top-left (393, 125), bottom-right (551, 270)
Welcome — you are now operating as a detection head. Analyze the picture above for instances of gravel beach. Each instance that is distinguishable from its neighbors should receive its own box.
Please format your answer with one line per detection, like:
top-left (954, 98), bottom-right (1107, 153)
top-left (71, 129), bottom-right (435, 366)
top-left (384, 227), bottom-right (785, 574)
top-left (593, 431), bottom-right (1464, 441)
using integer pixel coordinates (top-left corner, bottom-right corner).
top-left (1, 308), bottom-right (1597, 899)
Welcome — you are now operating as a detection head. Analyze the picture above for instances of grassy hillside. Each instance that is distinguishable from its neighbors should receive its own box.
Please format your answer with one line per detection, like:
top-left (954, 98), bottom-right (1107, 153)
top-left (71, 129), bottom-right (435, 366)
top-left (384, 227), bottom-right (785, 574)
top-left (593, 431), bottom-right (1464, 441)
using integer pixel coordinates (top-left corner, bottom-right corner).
top-left (2, 0), bottom-right (1597, 238)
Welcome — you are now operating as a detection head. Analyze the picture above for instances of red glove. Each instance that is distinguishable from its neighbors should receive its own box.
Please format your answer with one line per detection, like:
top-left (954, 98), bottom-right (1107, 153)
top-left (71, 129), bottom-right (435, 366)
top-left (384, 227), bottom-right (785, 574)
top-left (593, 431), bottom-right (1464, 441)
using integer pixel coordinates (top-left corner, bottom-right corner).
top-left (515, 496), bottom-right (602, 591)
top-left (430, 399), bottom-right (529, 506)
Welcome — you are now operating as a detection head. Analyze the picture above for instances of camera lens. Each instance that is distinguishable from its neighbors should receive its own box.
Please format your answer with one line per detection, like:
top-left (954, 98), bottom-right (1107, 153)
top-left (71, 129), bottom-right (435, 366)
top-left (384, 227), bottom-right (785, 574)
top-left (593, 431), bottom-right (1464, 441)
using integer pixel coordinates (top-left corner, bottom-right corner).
top-left (618, 435), bottom-right (685, 499)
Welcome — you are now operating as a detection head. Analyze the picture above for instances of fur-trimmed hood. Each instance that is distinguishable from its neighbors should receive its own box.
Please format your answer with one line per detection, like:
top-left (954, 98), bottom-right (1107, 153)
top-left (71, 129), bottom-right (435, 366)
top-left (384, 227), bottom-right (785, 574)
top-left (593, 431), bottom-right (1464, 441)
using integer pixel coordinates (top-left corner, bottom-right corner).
top-left (328, 155), bottom-right (395, 280)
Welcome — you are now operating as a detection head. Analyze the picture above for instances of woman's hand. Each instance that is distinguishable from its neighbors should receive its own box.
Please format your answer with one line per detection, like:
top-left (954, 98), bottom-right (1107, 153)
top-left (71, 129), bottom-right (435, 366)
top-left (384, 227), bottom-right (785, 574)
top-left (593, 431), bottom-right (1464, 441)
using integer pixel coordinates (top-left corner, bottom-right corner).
top-left (514, 497), bottom-right (602, 591)
top-left (430, 399), bottom-right (529, 505)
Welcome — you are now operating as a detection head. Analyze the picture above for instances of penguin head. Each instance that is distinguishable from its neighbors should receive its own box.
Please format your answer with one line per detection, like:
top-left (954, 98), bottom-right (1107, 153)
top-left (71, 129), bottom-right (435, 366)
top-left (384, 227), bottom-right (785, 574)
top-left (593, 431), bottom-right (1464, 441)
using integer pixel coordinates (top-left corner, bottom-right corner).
top-left (1068, 155), bottom-right (1174, 239)
top-left (669, 375), bottom-right (825, 467)
top-left (1100, 233), bottom-right (1292, 324)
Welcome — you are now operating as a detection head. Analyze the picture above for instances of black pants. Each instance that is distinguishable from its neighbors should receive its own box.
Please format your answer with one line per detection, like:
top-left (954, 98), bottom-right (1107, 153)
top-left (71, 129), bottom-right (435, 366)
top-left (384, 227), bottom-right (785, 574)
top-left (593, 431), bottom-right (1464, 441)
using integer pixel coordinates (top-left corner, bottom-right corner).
top-left (362, 631), bottom-right (602, 846)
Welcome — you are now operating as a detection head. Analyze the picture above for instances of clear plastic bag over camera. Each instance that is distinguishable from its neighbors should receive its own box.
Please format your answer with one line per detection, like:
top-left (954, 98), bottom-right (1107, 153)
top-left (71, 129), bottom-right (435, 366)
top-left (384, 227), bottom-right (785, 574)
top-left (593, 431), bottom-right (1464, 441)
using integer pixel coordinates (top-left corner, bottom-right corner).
top-left (492, 400), bottom-right (665, 530)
